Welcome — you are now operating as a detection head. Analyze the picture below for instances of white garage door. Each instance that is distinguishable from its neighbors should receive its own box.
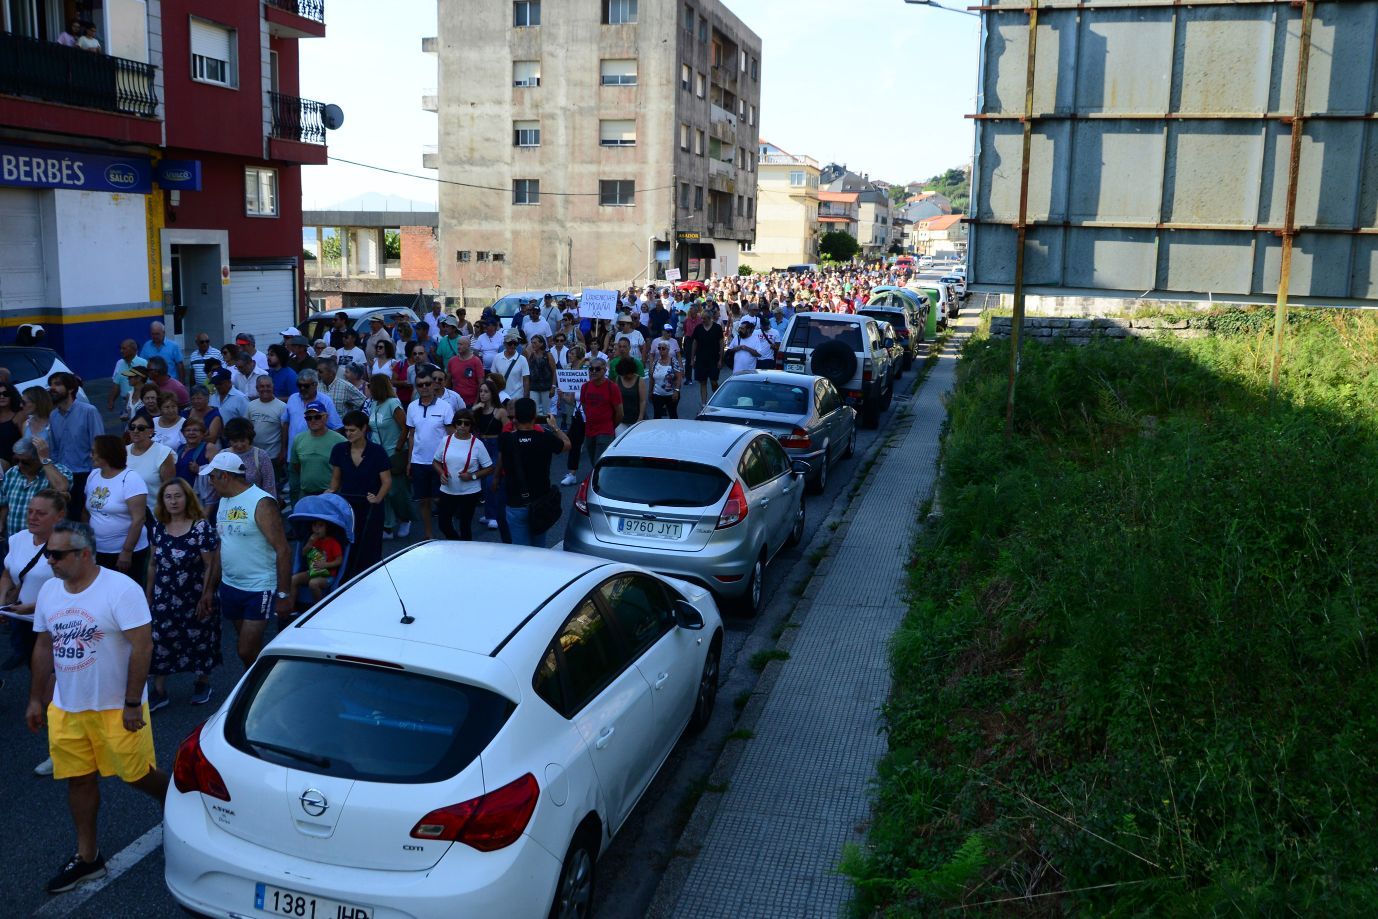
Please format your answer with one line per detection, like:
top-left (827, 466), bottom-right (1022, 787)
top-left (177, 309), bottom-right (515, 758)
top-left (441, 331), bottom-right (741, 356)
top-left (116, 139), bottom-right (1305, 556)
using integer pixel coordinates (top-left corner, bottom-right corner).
top-left (228, 266), bottom-right (296, 347)
top-left (0, 188), bottom-right (47, 316)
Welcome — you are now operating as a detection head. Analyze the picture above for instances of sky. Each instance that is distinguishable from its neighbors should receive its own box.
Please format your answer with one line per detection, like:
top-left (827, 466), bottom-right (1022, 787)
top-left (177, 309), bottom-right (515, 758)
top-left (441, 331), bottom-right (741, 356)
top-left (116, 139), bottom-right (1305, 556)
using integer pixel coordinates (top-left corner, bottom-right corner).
top-left (299, 0), bottom-right (980, 210)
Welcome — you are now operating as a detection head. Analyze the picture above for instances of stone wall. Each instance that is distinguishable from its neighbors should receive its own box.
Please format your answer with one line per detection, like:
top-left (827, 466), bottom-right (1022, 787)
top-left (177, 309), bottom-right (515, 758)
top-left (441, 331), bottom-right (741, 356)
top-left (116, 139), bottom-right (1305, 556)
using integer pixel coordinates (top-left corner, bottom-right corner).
top-left (988, 315), bottom-right (1210, 345)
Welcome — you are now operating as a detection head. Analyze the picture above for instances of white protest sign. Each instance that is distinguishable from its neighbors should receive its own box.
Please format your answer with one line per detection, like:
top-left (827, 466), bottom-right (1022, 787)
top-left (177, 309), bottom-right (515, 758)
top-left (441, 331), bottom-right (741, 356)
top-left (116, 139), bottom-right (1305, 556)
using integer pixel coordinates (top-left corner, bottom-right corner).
top-left (580, 288), bottom-right (619, 320)
top-left (665, 268), bottom-right (682, 282)
top-left (557, 368), bottom-right (590, 393)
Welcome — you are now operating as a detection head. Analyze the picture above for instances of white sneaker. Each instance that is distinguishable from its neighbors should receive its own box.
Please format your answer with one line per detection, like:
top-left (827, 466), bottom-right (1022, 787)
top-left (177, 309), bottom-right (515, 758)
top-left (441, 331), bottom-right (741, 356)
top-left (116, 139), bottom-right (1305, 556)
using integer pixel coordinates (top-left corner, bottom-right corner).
top-left (487, 519), bottom-right (499, 530)
top-left (34, 756), bottom-right (53, 776)
top-left (560, 472), bottom-right (578, 486)
top-left (396, 522), bottom-right (411, 538)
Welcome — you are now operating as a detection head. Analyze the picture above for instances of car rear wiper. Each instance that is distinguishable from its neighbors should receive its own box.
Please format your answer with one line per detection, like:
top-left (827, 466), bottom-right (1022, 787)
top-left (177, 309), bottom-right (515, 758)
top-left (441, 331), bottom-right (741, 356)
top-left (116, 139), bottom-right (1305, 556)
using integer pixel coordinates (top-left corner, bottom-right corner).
top-left (250, 740), bottom-right (331, 768)
top-left (645, 498), bottom-right (704, 508)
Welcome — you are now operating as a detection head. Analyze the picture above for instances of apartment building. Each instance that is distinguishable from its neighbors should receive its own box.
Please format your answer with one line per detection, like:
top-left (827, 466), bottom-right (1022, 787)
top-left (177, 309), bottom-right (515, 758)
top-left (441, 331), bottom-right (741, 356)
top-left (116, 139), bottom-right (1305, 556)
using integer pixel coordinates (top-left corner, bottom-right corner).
top-left (817, 191), bottom-right (858, 240)
top-left (0, 0), bottom-right (329, 378)
top-left (740, 141), bottom-right (819, 271)
top-left (821, 163), bottom-right (894, 258)
top-left (426, 0), bottom-right (761, 292)
top-left (910, 213), bottom-right (967, 258)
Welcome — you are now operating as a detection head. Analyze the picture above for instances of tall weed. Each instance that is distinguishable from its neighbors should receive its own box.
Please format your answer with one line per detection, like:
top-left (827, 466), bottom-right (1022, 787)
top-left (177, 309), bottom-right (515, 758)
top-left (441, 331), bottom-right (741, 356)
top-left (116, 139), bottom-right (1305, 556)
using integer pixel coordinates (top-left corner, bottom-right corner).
top-left (847, 310), bottom-right (1378, 915)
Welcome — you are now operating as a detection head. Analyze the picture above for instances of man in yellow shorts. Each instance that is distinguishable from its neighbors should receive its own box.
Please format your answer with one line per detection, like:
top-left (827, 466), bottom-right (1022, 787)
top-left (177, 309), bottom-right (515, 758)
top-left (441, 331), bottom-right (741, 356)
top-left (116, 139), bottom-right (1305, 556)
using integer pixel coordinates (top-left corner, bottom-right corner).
top-left (26, 520), bottom-right (169, 895)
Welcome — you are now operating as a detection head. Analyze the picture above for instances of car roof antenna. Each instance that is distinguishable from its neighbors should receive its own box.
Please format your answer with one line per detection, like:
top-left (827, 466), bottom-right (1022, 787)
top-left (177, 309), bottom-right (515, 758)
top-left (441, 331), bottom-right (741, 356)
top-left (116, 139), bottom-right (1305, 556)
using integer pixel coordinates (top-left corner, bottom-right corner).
top-left (381, 563), bottom-right (415, 624)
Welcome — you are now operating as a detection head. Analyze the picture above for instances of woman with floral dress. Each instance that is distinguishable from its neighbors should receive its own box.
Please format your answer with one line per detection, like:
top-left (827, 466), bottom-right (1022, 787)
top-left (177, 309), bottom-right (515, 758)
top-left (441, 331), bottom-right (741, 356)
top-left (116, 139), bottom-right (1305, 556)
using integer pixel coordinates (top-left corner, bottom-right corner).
top-left (146, 477), bottom-right (220, 710)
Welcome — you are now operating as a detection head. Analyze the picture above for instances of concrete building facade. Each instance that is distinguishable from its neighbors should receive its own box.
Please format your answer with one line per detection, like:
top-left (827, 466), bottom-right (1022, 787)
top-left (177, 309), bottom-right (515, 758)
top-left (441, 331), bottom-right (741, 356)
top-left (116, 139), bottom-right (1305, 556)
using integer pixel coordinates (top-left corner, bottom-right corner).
top-left (741, 142), bottom-right (819, 271)
top-left (426, 0), bottom-right (760, 294)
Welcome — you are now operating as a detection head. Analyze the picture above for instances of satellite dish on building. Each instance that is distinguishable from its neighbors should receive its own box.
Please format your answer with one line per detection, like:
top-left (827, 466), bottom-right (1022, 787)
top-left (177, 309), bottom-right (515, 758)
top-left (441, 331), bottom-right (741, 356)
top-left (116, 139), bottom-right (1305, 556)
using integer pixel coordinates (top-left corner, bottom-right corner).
top-left (322, 104), bottom-right (345, 131)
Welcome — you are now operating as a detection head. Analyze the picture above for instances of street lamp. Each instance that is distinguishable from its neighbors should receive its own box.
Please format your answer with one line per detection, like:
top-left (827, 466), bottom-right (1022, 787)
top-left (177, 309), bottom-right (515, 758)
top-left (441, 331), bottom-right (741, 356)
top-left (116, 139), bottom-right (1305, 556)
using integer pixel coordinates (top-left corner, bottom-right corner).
top-left (902, 0), bottom-right (980, 17)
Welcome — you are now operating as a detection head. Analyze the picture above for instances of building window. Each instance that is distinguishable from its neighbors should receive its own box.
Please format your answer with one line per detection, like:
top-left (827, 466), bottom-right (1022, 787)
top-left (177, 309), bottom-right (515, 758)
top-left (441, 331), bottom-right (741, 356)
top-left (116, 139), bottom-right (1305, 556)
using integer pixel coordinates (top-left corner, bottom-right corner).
top-left (599, 180), bottom-right (635, 206)
top-left (513, 0), bottom-right (540, 27)
top-left (694, 185), bottom-right (704, 210)
top-left (737, 194), bottom-right (743, 217)
top-left (244, 167), bottom-right (277, 217)
top-left (680, 182), bottom-right (690, 208)
top-left (680, 64), bottom-right (691, 91)
top-left (683, 3), bottom-right (695, 32)
top-left (601, 59), bottom-right (638, 86)
top-left (599, 119), bottom-right (636, 146)
top-left (492, 252), bottom-right (506, 262)
top-left (603, 0), bottom-right (637, 24)
top-left (695, 72), bottom-right (705, 99)
top-left (751, 56), bottom-right (759, 80)
top-left (748, 103), bottom-right (756, 126)
top-left (513, 60), bottom-right (540, 87)
top-left (747, 196), bottom-right (754, 218)
top-left (513, 179), bottom-right (540, 205)
top-left (789, 171), bottom-right (805, 187)
top-left (740, 240), bottom-right (754, 252)
top-left (190, 19), bottom-right (235, 87)
top-left (698, 15), bottom-right (707, 42)
top-left (457, 250), bottom-right (471, 262)
top-left (679, 123), bottom-right (690, 151)
top-left (695, 129), bottom-right (704, 156)
top-left (477, 251), bottom-right (490, 261)
top-left (740, 49), bottom-right (747, 72)
top-left (513, 120), bottom-right (540, 147)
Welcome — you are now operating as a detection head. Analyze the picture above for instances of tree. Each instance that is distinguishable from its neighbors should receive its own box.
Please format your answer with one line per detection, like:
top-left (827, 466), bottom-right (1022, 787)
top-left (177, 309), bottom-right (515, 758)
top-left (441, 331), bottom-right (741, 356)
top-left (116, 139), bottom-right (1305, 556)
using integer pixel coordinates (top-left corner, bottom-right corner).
top-left (922, 166), bottom-right (971, 214)
top-left (819, 230), bottom-right (860, 262)
top-left (321, 234), bottom-right (341, 262)
top-left (385, 230), bottom-right (401, 260)
top-left (887, 185), bottom-right (908, 207)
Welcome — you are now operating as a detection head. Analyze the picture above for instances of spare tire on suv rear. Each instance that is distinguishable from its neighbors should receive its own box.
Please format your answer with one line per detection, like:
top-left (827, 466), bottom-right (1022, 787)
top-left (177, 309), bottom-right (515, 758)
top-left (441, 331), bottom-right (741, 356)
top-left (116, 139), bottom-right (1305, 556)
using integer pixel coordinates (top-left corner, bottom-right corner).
top-left (809, 340), bottom-right (857, 389)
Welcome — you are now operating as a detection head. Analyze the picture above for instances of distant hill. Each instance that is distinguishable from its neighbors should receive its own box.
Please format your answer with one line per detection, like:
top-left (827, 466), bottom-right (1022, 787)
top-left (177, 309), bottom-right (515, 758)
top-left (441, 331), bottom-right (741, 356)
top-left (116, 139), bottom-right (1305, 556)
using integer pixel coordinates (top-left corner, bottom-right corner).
top-left (322, 192), bottom-right (438, 212)
top-left (921, 167), bottom-right (969, 214)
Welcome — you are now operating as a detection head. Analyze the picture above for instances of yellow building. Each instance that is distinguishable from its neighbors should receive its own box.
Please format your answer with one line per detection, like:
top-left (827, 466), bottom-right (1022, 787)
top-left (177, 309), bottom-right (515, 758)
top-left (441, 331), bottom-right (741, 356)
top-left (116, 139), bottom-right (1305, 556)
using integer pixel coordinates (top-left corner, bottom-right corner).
top-left (741, 142), bottom-right (819, 271)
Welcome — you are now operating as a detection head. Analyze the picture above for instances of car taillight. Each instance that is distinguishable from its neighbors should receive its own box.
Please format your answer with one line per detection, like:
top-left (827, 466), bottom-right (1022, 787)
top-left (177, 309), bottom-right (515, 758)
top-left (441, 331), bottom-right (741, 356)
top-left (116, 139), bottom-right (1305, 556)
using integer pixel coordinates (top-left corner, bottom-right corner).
top-left (717, 480), bottom-right (749, 529)
top-left (173, 723), bottom-right (230, 801)
top-left (862, 359), bottom-right (873, 383)
top-left (778, 427), bottom-right (812, 450)
top-left (410, 773), bottom-right (540, 851)
top-left (899, 328), bottom-right (910, 339)
top-left (574, 474), bottom-right (591, 515)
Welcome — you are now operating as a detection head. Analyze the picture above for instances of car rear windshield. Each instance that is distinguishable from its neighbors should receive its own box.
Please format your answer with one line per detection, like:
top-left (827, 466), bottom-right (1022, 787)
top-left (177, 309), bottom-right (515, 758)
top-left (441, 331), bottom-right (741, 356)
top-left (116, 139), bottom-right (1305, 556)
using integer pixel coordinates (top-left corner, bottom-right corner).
top-left (859, 308), bottom-right (908, 332)
top-left (0, 347), bottom-right (57, 382)
top-left (224, 656), bottom-right (514, 784)
top-left (710, 380), bottom-right (810, 415)
top-left (785, 318), bottom-right (863, 352)
top-left (594, 457), bottom-right (730, 507)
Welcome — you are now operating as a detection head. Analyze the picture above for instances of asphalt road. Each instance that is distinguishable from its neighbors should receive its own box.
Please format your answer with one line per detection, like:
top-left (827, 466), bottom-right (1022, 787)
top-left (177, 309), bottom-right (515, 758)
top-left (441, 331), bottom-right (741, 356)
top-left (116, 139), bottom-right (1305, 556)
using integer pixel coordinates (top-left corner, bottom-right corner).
top-left (0, 334), bottom-right (942, 918)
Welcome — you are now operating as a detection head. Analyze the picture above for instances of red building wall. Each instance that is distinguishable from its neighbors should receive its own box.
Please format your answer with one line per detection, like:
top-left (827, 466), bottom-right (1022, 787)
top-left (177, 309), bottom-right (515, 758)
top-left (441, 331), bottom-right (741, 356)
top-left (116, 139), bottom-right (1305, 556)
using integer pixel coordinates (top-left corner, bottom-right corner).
top-left (400, 226), bottom-right (439, 283)
top-left (165, 151), bottom-right (303, 260)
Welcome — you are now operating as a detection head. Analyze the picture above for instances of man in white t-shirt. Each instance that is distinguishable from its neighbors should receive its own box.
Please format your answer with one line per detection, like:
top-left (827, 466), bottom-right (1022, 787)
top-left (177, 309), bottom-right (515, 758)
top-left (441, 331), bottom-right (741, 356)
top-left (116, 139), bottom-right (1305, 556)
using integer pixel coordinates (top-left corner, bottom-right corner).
top-left (614, 314), bottom-right (647, 360)
top-left (400, 380), bottom-right (455, 541)
top-left (519, 302), bottom-right (553, 343)
top-left (474, 317), bottom-right (505, 371)
top-left (493, 330), bottom-right (530, 405)
top-left (0, 487), bottom-right (62, 695)
top-left (27, 520), bottom-right (168, 895)
top-left (247, 376), bottom-right (289, 466)
top-left (725, 317), bottom-right (768, 376)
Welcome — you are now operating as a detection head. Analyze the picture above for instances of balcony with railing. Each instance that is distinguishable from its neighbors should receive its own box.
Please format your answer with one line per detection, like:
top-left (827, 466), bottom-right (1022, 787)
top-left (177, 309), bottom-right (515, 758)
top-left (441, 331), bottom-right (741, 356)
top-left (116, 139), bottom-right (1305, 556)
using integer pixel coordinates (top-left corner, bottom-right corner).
top-left (0, 31), bottom-right (159, 135)
top-left (761, 152), bottom-right (818, 169)
top-left (265, 0), bottom-right (327, 38)
top-left (268, 91), bottom-right (328, 164)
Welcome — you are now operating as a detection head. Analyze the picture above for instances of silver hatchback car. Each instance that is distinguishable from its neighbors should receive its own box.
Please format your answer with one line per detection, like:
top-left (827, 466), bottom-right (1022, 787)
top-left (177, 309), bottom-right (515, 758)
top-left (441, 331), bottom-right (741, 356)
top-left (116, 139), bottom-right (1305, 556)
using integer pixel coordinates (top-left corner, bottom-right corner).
top-left (564, 420), bottom-right (807, 615)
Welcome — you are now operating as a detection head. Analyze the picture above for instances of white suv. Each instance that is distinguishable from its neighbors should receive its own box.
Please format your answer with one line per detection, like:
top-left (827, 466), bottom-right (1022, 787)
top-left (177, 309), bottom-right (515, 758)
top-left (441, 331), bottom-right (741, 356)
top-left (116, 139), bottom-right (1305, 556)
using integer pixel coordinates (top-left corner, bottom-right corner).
top-left (778, 312), bottom-right (894, 428)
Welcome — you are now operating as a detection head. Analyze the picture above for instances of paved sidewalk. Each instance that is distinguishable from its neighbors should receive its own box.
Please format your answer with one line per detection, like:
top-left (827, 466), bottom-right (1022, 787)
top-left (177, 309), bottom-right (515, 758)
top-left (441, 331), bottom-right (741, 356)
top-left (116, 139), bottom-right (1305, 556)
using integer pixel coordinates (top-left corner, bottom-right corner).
top-left (665, 321), bottom-right (971, 919)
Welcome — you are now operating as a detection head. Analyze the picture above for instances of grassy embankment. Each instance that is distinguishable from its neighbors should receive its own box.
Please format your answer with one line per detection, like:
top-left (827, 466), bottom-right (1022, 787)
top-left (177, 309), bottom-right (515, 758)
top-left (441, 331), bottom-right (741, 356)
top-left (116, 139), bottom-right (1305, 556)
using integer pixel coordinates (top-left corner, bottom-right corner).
top-left (844, 309), bottom-right (1378, 915)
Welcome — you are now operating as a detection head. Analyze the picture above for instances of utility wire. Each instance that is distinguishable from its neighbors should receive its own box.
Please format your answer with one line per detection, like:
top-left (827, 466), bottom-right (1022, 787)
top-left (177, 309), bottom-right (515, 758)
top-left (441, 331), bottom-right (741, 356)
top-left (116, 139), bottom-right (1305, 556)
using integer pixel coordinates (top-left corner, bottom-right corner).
top-left (328, 155), bottom-right (678, 197)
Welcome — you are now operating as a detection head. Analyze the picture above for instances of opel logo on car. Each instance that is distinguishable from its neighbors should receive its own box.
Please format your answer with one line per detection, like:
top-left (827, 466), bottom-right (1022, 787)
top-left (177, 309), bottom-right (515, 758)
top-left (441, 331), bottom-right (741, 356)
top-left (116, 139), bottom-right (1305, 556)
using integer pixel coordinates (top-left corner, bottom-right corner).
top-left (104, 164), bottom-right (138, 188)
top-left (299, 789), bottom-right (329, 817)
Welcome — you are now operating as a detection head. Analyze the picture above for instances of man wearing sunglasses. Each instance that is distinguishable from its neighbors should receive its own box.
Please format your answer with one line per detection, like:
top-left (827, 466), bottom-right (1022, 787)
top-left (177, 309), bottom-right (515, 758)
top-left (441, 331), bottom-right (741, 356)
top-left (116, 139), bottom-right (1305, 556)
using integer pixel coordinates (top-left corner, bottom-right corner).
top-left (186, 334), bottom-right (223, 387)
top-left (27, 520), bottom-right (168, 895)
top-left (578, 359), bottom-right (623, 468)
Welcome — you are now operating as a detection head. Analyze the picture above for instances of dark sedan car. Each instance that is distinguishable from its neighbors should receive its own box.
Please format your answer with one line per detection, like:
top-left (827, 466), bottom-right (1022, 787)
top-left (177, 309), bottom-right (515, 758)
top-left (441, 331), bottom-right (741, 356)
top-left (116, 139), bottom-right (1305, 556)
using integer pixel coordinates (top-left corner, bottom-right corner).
top-left (696, 370), bottom-right (857, 494)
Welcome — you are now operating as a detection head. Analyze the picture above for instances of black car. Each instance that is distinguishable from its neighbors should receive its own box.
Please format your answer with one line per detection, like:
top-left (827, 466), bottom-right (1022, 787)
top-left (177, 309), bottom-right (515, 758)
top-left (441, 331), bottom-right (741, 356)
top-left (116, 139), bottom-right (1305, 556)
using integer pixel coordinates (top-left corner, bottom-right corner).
top-left (859, 302), bottom-right (920, 371)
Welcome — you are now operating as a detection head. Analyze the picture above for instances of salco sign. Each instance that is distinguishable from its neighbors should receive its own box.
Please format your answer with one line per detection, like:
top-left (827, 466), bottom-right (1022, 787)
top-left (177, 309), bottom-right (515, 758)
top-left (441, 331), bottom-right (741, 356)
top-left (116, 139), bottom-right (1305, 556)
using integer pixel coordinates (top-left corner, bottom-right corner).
top-left (0, 142), bottom-right (153, 195)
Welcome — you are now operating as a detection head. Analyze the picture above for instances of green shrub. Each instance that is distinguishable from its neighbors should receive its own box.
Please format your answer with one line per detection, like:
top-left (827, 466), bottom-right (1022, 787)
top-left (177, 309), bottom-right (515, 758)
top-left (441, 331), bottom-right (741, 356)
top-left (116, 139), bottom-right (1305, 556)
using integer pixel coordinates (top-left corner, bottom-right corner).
top-left (847, 310), bottom-right (1378, 915)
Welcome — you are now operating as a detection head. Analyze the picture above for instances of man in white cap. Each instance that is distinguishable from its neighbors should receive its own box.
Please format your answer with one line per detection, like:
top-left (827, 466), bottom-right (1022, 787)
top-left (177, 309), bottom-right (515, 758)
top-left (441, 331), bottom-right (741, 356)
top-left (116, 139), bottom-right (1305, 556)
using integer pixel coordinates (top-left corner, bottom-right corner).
top-left (202, 451), bottom-right (292, 664)
top-left (279, 325), bottom-right (303, 342)
top-left (724, 316), bottom-right (767, 376)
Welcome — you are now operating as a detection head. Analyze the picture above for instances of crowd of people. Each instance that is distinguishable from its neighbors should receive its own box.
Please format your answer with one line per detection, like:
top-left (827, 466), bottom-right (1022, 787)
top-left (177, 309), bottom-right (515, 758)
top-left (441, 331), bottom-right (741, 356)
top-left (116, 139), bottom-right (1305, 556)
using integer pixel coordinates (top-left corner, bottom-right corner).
top-left (5, 262), bottom-right (925, 895)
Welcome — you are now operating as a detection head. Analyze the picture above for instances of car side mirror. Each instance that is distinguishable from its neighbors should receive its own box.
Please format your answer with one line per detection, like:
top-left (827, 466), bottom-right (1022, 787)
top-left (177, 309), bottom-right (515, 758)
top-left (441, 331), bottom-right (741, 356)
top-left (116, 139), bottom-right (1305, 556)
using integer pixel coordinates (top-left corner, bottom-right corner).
top-left (674, 599), bottom-right (705, 631)
top-left (791, 459), bottom-right (811, 477)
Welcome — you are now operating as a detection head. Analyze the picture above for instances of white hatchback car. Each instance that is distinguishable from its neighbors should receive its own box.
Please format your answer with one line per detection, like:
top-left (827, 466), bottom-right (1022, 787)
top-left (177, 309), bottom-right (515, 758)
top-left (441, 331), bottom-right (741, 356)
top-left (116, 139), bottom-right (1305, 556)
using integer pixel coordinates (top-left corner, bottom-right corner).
top-left (164, 542), bottom-right (723, 919)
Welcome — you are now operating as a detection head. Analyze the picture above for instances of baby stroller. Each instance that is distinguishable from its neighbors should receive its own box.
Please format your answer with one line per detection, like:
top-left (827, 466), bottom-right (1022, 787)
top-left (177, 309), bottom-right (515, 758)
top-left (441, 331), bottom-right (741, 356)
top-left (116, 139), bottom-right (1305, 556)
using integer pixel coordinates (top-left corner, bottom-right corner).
top-left (287, 493), bottom-right (355, 608)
